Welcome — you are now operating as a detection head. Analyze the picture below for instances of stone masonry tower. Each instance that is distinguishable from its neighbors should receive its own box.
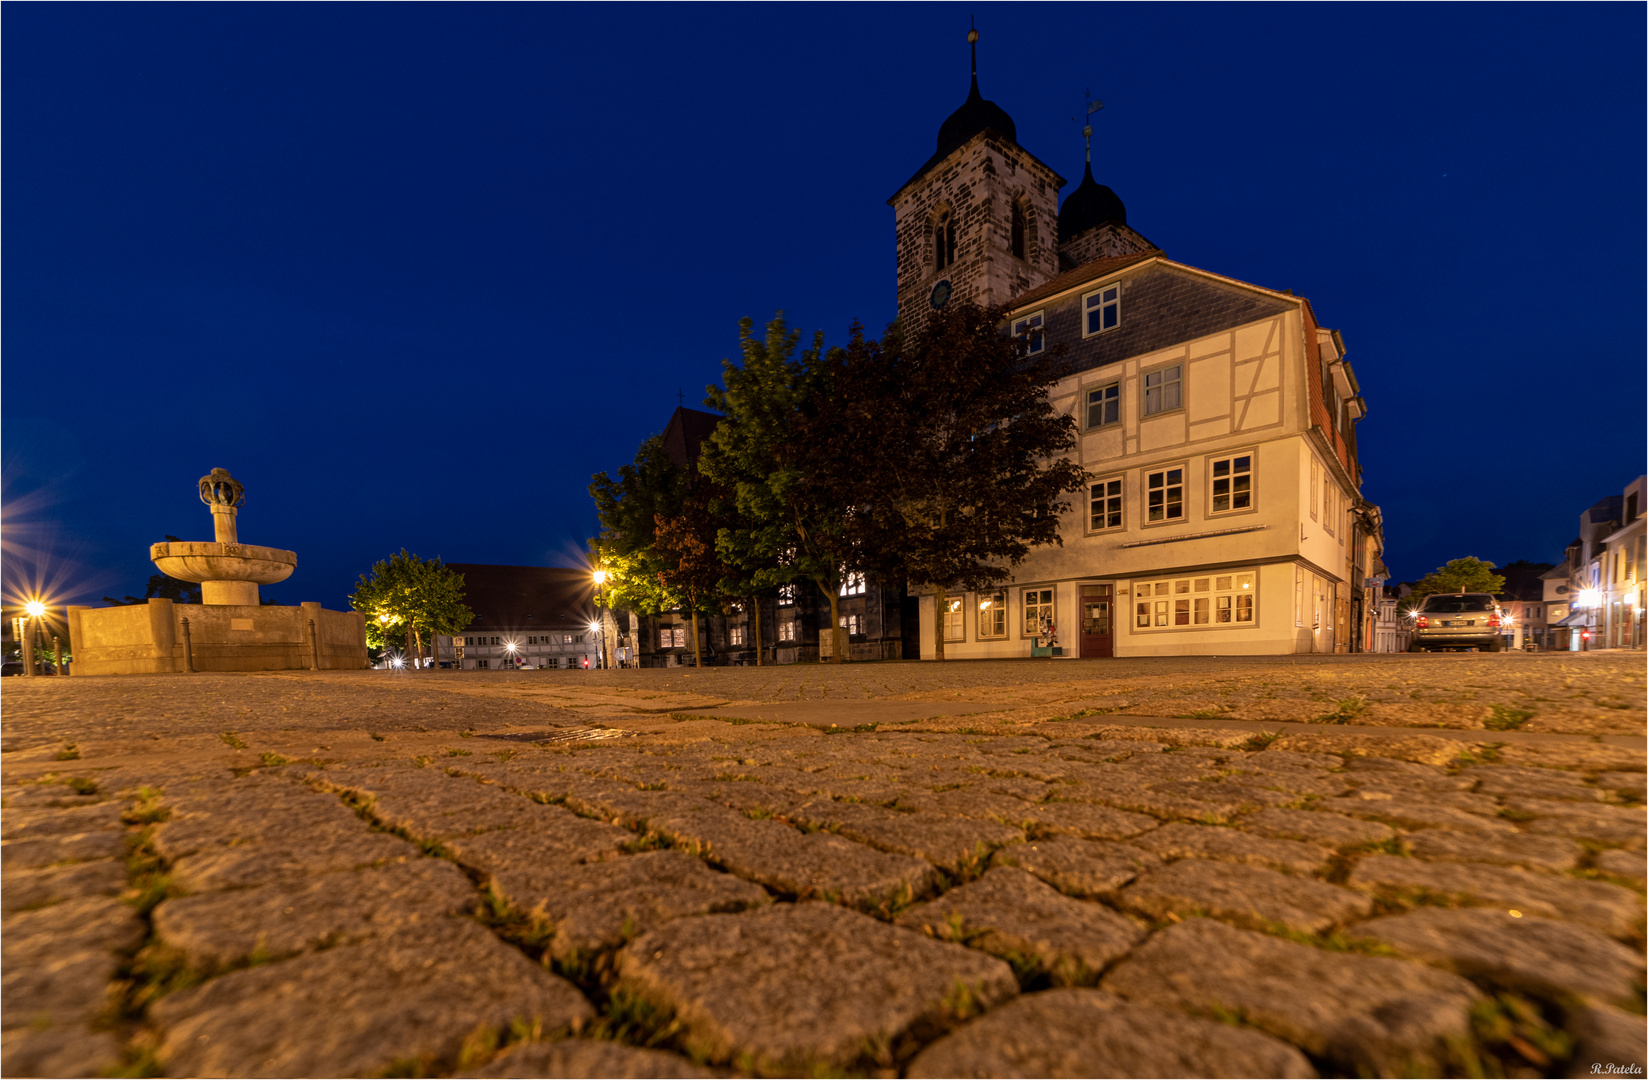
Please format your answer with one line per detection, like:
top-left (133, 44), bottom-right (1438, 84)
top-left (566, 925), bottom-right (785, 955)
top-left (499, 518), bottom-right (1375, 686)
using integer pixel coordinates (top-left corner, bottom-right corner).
top-left (888, 27), bottom-right (1065, 336)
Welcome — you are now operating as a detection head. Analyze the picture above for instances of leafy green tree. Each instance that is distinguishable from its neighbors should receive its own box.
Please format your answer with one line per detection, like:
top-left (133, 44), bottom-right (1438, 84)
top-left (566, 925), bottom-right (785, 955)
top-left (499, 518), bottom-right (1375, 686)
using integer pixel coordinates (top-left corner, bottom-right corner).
top-left (701, 315), bottom-right (863, 664)
top-left (851, 304), bottom-right (1090, 660)
top-left (589, 434), bottom-right (689, 620)
top-left (349, 550), bottom-right (473, 668)
top-left (1408, 557), bottom-right (1507, 603)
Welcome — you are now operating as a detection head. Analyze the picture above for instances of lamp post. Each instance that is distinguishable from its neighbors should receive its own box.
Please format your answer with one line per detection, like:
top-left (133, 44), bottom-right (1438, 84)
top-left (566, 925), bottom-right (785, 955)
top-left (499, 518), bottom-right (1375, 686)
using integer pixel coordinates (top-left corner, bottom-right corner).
top-left (24, 601), bottom-right (45, 676)
top-left (592, 569), bottom-right (613, 669)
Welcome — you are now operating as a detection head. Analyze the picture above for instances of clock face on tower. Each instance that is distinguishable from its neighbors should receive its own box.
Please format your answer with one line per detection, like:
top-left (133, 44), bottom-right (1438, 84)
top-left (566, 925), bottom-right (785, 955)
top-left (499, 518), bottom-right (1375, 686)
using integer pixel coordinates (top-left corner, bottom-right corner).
top-left (929, 279), bottom-right (953, 311)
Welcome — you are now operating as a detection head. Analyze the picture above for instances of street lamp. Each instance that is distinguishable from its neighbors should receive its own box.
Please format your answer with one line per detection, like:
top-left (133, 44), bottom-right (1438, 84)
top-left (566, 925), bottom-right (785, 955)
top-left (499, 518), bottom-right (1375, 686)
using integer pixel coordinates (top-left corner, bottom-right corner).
top-left (592, 568), bottom-right (612, 668)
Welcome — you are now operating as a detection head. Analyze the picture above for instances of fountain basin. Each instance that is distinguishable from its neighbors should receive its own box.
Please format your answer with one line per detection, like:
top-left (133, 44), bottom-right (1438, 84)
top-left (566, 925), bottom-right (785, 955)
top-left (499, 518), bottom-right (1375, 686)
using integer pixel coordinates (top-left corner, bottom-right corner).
top-left (150, 542), bottom-right (297, 585)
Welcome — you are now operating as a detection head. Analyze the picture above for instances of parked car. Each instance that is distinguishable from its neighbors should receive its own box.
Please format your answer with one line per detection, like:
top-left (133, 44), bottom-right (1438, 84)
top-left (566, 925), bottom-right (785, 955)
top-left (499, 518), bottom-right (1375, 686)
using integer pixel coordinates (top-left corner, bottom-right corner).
top-left (1408, 593), bottom-right (1504, 652)
top-left (1, 661), bottom-right (55, 675)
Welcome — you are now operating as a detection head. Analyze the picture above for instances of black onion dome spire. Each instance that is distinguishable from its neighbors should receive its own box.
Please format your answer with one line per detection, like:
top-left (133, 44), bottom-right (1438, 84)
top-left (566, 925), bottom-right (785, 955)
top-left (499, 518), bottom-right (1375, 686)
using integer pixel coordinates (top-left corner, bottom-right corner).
top-left (934, 26), bottom-right (1017, 161)
top-left (1058, 161), bottom-right (1128, 240)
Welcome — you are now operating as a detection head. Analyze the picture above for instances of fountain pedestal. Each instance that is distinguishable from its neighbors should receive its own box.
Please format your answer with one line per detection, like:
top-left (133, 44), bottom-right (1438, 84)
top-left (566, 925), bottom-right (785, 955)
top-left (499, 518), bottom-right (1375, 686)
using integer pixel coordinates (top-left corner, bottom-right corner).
top-left (66, 467), bottom-right (367, 675)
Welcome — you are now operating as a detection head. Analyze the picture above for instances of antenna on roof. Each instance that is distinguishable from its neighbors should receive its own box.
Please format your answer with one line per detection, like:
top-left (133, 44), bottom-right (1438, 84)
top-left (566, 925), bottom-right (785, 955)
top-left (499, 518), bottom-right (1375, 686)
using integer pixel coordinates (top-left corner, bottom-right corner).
top-left (678, 388), bottom-right (684, 407)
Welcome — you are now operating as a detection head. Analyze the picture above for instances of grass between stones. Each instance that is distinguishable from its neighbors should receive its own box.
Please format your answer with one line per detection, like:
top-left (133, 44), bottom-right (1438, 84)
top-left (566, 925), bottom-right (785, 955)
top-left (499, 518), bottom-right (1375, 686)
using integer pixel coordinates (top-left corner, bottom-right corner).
top-left (1484, 706), bottom-right (1534, 732)
top-left (103, 785), bottom-right (209, 1079)
top-left (1448, 992), bottom-right (1575, 1077)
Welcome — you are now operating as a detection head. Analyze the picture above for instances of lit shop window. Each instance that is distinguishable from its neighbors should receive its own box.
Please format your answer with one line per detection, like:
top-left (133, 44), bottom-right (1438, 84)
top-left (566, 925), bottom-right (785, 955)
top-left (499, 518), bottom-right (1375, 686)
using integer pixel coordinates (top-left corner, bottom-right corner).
top-left (1134, 573), bottom-right (1255, 631)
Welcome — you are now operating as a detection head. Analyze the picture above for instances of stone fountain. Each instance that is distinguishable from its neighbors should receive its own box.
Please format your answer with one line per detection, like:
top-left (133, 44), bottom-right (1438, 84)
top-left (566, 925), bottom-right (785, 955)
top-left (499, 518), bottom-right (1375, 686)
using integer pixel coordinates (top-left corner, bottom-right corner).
top-left (66, 468), bottom-right (366, 674)
top-left (148, 468), bottom-right (298, 605)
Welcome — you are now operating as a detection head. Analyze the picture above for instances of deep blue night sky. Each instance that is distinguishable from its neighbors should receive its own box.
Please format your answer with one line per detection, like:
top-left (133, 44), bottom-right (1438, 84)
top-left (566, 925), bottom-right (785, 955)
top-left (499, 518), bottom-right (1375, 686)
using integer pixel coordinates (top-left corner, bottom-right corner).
top-left (4, 3), bottom-right (1643, 611)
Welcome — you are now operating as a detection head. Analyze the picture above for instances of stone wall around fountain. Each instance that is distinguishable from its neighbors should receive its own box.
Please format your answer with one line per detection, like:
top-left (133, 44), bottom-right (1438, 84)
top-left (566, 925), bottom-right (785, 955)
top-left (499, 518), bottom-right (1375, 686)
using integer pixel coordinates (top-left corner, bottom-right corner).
top-left (66, 599), bottom-right (368, 675)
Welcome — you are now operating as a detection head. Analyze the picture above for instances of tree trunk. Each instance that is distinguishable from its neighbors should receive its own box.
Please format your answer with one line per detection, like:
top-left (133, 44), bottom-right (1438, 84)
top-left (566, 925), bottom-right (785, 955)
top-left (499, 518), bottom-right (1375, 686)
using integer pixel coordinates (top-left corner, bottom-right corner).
top-left (413, 627), bottom-right (424, 670)
top-left (934, 585), bottom-right (947, 662)
top-left (404, 626), bottom-right (414, 669)
top-left (691, 607), bottom-right (702, 669)
top-left (752, 596), bottom-right (762, 667)
top-left (827, 587), bottom-right (843, 664)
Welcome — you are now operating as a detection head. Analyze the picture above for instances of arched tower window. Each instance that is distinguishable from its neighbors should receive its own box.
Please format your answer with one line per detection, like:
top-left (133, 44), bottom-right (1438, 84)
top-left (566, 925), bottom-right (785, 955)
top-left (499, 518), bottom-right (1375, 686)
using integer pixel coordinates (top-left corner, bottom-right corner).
top-left (1011, 201), bottom-right (1026, 260)
top-left (934, 210), bottom-right (956, 272)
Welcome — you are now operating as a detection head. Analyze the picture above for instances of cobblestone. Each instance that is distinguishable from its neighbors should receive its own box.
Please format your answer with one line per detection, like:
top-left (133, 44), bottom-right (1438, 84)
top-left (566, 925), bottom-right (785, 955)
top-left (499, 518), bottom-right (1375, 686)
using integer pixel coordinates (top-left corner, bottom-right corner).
top-left (2, 653), bottom-right (1642, 1077)
top-left (906, 987), bottom-right (1316, 1077)
top-left (896, 866), bottom-right (1145, 984)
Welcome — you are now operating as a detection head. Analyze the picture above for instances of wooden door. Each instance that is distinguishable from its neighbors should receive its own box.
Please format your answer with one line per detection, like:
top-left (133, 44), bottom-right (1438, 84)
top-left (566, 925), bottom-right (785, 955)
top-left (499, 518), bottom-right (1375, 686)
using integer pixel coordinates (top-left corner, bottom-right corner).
top-left (1080, 584), bottom-right (1114, 658)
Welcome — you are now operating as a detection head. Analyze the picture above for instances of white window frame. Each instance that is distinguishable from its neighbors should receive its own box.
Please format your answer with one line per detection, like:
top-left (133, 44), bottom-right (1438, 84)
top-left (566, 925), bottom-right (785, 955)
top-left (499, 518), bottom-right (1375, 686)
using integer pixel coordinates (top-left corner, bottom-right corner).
top-left (778, 583), bottom-right (797, 607)
top-left (1012, 311), bottom-right (1045, 355)
top-left (1309, 457), bottom-right (1320, 521)
top-left (1132, 573), bottom-right (1257, 632)
top-left (977, 590), bottom-right (1007, 639)
top-left (839, 572), bottom-right (866, 597)
top-left (1082, 283), bottom-right (1120, 336)
top-left (729, 625), bottom-right (745, 646)
top-left (1144, 464), bottom-right (1186, 525)
top-left (1142, 363), bottom-right (1183, 417)
top-left (941, 595), bottom-right (966, 643)
top-left (1089, 476), bottom-right (1124, 532)
top-left (1208, 452), bottom-right (1255, 516)
top-left (1085, 381), bottom-right (1120, 429)
top-left (778, 616), bottom-right (798, 642)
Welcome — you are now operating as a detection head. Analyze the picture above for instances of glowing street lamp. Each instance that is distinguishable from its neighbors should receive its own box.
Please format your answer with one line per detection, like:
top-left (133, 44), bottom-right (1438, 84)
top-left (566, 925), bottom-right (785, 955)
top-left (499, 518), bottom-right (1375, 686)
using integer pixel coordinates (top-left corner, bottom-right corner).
top-left (24, 601), bottom-right (45, 619)
top-left (591, 568), bottom-right (612, 669)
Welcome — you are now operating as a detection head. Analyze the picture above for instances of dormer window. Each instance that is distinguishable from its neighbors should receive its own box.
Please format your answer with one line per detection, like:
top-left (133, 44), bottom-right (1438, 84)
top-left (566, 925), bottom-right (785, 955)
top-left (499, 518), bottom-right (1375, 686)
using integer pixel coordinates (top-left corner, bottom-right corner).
top-left (1010, 203), bottom-right (1026, 260)
top-left (934, 211), bottom-right (956, 271)
top-left (1083, 284), bottom-right (1120, 335)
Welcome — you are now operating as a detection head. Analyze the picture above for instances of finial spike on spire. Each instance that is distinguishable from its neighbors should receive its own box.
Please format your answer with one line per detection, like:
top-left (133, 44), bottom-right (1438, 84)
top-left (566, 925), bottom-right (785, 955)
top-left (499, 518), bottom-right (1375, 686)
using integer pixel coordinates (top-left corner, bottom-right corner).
top-left (967, 17), bottom-right (978, 81)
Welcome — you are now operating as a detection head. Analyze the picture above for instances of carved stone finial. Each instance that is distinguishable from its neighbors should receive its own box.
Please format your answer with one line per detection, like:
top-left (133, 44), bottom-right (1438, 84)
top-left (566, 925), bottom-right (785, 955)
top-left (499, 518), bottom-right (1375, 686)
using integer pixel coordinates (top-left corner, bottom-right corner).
top-left (198, 467), bottom-right (245, 509)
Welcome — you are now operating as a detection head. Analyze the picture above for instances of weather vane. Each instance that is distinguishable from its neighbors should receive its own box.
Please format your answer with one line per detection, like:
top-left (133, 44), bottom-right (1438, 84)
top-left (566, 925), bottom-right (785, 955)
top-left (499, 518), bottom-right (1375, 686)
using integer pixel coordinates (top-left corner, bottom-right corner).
top-left (1072, 88), bottom-right (1105, 165)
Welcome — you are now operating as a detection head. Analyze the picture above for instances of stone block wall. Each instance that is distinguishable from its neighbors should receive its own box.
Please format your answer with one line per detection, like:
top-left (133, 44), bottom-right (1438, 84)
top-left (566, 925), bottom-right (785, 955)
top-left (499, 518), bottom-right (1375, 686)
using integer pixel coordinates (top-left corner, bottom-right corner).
top-left (891, 133), bottom-right (1064, 335)
top-left (66, 599), bottom-right (367, 675)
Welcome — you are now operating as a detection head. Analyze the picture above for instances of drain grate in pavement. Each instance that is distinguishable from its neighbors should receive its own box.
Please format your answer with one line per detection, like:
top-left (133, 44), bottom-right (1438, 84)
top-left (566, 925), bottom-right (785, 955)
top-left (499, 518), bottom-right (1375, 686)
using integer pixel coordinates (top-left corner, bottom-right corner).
top-left (477, 726), bottom-right (638, 745)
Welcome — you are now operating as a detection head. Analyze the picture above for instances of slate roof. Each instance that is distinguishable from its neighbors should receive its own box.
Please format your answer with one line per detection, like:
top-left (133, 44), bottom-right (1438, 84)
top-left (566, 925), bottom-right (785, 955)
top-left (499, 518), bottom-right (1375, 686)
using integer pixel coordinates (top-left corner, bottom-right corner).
top-left (445, 564), bottom-right (596, 634)
top-left (1006, 252), bottom-right (1163, 312)
top-left (661, 407), bottom-right (721, 469)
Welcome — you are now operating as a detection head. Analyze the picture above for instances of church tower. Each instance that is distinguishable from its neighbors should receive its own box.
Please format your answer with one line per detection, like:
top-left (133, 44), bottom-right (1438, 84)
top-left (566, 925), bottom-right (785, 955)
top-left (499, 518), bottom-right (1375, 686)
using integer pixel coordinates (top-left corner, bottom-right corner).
top-left (1055, 102), bottom-right (1156, 269)
top-left (888, 27), bottom-right (1065, 335)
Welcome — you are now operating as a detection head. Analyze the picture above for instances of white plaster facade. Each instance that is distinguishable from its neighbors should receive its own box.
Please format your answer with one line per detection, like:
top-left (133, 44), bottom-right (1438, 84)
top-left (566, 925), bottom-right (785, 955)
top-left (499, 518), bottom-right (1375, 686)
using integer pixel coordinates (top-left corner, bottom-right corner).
top-left (913, 263), bottom-right (1366, 659)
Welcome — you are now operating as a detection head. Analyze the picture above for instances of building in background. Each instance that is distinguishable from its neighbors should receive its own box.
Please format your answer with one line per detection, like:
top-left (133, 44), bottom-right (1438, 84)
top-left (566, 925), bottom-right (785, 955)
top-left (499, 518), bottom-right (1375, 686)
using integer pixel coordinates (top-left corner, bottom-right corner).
top-left (1545, 476), bottom-right (1645, 651)
top-left (433, 565), bottom-right (602, 670)
top-left (895, 44), bottom-right (1379, 658)
top-left (1371, 583), bottom-right (1412, 653)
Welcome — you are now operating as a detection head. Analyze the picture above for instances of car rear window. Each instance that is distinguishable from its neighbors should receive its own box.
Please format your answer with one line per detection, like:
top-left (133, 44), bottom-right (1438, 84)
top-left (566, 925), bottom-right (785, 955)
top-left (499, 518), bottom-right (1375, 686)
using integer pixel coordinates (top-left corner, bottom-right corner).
top-left (1420, 595), bottom-right (1495, 613)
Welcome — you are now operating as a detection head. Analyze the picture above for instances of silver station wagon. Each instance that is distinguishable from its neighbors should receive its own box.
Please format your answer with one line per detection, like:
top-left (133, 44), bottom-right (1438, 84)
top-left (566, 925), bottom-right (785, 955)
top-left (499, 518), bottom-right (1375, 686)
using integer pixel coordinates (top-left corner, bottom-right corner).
top-left (1409, 592), bottom-right (1504, 652)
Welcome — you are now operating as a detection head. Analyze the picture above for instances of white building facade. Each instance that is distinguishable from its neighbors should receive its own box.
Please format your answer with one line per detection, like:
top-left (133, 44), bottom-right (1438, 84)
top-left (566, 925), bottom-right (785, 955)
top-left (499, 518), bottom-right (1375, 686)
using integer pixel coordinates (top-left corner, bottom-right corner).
top-left (893, 50), bottom-right (1374, 659)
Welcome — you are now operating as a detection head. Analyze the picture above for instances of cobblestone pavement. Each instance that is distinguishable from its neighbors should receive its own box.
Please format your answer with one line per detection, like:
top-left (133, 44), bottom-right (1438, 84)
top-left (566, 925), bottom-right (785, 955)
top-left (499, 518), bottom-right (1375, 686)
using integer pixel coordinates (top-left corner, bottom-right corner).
top-left (3, 653), bottom-right (1643, 1078)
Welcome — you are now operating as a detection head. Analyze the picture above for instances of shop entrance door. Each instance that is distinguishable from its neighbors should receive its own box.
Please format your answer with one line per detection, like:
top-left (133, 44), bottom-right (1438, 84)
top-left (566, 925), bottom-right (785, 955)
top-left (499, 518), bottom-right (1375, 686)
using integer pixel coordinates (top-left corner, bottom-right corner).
top-left (1080, 584), bottom-right (1114, 658)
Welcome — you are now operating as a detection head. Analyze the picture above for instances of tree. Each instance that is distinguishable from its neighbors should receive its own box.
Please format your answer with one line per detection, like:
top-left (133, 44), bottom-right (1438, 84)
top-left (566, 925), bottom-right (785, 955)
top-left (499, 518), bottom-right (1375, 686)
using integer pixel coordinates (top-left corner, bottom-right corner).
top-left (701, 315), bottom-right (864, 664)
top-left (853, 303), bottom-right (1090, 660)
top-left (589, 434), bottom-right (689, 621)
top-left (104, 573), bottom-right (202, 607)
top-left (1408, 557), bottom-right (1507, 604)
top-left (653, 484), bottom-right (730, 669)
top-left (349, 550), bottom-right (473, 668)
